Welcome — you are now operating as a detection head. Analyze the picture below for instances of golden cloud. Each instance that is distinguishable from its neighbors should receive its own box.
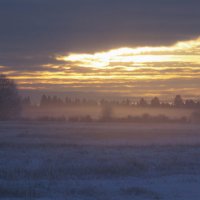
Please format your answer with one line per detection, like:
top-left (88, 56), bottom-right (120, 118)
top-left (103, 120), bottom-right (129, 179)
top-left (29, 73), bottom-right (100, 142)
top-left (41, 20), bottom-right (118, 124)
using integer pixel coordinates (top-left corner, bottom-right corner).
top-left (2, 37), bottom-right (200, 97)
top-left (56, 37), bottom-right (200, 70)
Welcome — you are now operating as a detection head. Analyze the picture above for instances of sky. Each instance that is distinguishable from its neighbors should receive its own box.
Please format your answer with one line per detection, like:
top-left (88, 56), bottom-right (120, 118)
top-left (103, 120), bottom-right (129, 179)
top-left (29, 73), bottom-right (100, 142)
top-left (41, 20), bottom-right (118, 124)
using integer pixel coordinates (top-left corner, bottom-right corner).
top-left (0, 0), bottom-right (200, 99)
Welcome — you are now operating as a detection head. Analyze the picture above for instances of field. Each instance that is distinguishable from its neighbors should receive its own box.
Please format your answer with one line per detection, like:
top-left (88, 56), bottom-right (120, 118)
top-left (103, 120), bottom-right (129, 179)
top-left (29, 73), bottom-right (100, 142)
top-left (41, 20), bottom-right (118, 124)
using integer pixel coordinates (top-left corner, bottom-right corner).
top-left (0, 122), bottom-right (200, 199)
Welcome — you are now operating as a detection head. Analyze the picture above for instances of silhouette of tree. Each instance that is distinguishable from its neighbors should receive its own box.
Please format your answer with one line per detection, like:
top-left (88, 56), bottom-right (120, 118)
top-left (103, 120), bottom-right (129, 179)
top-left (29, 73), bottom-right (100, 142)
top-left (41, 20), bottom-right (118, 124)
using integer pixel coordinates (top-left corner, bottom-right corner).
top-left (40, 95), bottom-right (64, 107)
top-left (174, 95), bottom-right (184, 107)
top-left (52, 95), bottom-right (58, 105)
top-left (151, 97), bottom-right (160, 107)
top-left (121, 99), bottom-right (130, 106)
top-left (0, 75), bottom-right (21, 120)
top-left (52, 95), bottom-right (63, 106)
top-left (40, 94), bottom-right (48, 107)
top-left (138, 98), bottom-right (148, 107)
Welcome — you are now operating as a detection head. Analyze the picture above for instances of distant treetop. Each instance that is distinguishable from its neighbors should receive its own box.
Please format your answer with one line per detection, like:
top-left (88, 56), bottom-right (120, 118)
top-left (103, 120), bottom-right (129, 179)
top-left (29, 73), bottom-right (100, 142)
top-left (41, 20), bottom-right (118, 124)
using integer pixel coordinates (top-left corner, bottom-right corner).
top-left (0, 75), bottom-right (21, 120)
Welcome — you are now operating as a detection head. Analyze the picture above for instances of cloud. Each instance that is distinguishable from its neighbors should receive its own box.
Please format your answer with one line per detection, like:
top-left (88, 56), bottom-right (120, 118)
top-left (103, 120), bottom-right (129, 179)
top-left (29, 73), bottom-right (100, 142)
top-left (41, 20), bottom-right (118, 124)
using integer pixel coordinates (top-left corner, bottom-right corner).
top-left (0, 37), bottom-right (199, 97)
top-left (0, 0), bottom-right (200, 97)
top-left (1, 0), bottom-right (200, 57)
top-left (57, 37), bottom-right (200, 68)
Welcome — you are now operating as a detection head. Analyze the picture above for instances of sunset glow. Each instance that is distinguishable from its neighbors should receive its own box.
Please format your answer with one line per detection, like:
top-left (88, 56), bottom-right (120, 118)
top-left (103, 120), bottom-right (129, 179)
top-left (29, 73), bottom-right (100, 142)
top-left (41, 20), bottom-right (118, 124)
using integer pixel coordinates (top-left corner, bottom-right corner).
top-left (2, 37), bottom-right (200, 97)
top-left (57, 37), bottom-right (200, 68)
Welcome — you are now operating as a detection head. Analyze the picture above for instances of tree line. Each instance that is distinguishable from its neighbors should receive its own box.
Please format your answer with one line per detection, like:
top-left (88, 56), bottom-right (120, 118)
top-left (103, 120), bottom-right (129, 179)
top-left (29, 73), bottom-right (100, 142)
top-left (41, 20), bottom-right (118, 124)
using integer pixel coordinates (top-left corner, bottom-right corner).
top-left (1, 74), bottom-right (200, 121)
top-left (21, 94), bottom-right (200, 109)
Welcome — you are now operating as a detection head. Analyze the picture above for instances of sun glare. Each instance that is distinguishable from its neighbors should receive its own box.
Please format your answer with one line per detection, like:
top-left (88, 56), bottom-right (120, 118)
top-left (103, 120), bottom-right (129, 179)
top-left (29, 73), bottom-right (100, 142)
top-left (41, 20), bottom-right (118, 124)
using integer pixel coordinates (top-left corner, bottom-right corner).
top-left (56, 37), bottom-right (200, 69)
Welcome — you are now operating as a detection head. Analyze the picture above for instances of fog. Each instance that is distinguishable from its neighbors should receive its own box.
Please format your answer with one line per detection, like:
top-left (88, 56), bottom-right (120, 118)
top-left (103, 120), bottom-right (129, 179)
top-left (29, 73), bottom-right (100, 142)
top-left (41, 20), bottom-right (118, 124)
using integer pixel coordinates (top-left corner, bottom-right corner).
top-left (22, 105), bottom-right (195, 122)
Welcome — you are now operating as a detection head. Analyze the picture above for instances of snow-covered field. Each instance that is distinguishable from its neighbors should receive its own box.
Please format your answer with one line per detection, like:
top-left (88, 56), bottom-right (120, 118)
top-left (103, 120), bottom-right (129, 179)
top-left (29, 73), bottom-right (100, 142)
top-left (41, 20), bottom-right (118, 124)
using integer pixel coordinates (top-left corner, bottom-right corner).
top-left (0, 122), bottom-right (200, 199)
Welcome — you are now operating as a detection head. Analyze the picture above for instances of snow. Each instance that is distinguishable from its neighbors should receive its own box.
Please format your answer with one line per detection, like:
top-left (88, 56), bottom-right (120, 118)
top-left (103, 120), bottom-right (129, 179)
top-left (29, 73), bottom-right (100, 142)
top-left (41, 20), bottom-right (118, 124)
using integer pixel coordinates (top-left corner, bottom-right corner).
top-left (0, 122), bottom-right (200, 199)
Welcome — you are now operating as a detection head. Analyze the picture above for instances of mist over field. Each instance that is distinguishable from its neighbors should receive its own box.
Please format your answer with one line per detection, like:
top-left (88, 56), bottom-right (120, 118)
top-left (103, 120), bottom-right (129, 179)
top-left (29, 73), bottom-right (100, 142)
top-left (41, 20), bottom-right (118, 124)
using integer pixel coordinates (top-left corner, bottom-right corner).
top-left (22, 104), bottom-right (196, 123)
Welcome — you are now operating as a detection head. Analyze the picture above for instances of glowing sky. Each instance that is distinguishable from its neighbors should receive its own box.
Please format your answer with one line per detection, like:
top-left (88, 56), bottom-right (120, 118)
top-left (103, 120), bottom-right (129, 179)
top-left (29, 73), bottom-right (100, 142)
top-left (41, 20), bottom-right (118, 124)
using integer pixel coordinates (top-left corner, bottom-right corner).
top-left (0, 0), bottom-right (200, 98)
top-left (0, 37), bottom-right (199, 98)
top-left (57, 38), bottom-right (200, 68)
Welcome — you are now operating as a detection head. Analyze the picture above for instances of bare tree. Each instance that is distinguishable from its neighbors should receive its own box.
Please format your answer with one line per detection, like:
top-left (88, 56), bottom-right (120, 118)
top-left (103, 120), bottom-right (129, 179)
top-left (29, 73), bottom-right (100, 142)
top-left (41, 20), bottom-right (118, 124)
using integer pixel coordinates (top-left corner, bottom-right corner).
top-left (0, 75), bottom-right (21, 120)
